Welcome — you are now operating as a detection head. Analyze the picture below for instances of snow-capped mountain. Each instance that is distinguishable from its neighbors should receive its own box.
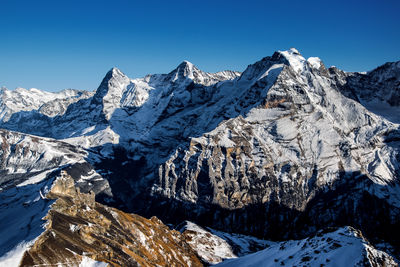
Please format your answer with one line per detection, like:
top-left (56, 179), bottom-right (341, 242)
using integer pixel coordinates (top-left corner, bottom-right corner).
top-left (147, 49), bottom-right (400, 242)
top-left (0, 128), bottom-right (110, 195)
top-left (0, 87), bottom-right (93, 121)
top-left (0, 48), bottom-right (399, 265)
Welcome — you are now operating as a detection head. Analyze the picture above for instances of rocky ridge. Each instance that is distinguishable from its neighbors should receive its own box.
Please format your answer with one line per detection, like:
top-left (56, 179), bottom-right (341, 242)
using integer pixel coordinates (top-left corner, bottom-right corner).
top-left (0, 87), bottom-right (93, 121)
top-left (16, 171), bottom-right (393, 267)
top-left (0, 48), bottom-right (399, 264)
top-left (20, 171), bottom-right (203, 267)
top-left (0, 128), bottom-right (111, 196)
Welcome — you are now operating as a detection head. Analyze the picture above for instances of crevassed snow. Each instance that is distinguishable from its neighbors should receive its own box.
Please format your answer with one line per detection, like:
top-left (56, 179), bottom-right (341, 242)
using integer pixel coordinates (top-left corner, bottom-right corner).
top-left (63, 126), bottom-right (120, 150)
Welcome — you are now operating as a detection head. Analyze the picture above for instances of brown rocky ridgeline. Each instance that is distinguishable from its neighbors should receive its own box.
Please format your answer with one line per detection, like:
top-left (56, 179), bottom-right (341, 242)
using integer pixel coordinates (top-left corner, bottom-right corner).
top-left (19, 171), bottom-right (203, 267)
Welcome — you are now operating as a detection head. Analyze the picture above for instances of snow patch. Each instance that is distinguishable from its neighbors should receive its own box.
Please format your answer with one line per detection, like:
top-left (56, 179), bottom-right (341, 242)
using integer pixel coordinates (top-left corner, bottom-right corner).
top-left (279, 48), bottom-right (306, 73)
top-left (69, 224), bottom-right (79, 232)
top-left (307, 57), bottom-right (322, 69)
top-left (17, 168), bottom-right (57, 187)
top-left (179, 221), bottom-right (237, 264)
top-left (79, 256), bottom-right (108, 267)
top-left (0, 240), bottom-right (34, 266)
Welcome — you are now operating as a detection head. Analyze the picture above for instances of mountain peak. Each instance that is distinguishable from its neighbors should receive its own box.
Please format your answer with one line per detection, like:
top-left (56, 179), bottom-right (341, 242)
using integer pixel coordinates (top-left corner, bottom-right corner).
top-left (176, 60), bottom-right (198, 73)
top-left (288, 47), bottom-right (301, 54)
top-left (97, 67), bottom-right (128, 90)
top-left (178, 60), bottom-right (195, 68)
top-left (240, 48), bottom-right (308, 82)
top-left (93, 67), bottom-right (130, 112)
top-left (278, 48), bottom-right (306, 72)
top-left (307, 57), bottom-right (323, 69)
top-left (108, 67), bottom-right (126, 77)
top-left (167, 60), bottom-right (201, 82)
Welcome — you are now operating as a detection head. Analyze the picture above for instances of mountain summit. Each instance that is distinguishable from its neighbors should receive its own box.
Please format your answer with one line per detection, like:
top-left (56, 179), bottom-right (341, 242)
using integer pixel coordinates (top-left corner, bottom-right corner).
top-left (0, 48), bottom-right (399, 266)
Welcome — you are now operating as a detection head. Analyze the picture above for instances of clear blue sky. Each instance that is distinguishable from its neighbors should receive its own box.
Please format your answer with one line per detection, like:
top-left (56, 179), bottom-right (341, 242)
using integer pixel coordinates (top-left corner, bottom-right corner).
top-left (1, 0), bottom-right (399, 92)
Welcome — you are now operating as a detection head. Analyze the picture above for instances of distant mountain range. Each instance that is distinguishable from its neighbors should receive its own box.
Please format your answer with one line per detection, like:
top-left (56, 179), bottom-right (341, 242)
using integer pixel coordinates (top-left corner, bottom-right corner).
top-left (1, 48), bottom-right (399, 266)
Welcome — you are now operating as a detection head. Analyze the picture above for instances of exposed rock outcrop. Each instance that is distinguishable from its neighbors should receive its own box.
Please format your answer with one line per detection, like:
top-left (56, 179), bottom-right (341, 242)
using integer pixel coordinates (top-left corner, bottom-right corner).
top-left (20, 171), bottom-right (203, 267)
top-left (1, 49), bottom-right (399, 263)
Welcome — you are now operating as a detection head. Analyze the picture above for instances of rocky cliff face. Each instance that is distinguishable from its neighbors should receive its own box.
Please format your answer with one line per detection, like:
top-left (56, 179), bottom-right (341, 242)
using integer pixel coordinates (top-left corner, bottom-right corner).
top-left (0, 128), bottom-right (111, 196)
top-left (79, 49), bottom-right (398, 250)
top-left (0, 128), bottom-right (85, 189)
top-left (0, 129), bottom-right (113, 265)
top-left (18, 172), bottom-right (394, 267)
top-left (146, 50), bottom-right (400, 245)
top-left (20, 171), bottom-right (203, 267)
top-left (1, 48), bottom-right (399, 264)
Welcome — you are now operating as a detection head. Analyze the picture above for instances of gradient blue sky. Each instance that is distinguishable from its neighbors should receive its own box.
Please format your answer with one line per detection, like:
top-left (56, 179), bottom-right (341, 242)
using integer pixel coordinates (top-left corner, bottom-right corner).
top-left (1, 0), bottom-right (399, 92)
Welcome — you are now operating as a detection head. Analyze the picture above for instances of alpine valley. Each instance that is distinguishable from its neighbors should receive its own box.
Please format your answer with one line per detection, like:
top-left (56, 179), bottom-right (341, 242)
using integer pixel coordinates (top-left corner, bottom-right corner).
top-left (0, 48), bottom-right (399, 266)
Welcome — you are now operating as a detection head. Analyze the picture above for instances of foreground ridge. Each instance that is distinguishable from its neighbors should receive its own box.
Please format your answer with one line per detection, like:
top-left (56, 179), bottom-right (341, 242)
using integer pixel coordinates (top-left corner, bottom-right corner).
top-left (20, 171), bottom-right (203, 267)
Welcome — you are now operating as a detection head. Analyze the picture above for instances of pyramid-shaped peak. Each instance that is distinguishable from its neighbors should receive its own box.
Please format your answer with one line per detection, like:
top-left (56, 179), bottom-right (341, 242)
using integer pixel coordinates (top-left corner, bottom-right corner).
top-left (166, 60), bottom-right (203, 82)
top-left (175, 60), bottom-right (199, 73)
top-left (98, 67), bottom-right (129, 87)
top-left (93, 67), bottom-right (130, 102)
top-left (108, 67), bottom-right (127, 77)
top-left (240, 48), bottom-right (308, 81)
top-left (178, 60), bottom-right (195, 68)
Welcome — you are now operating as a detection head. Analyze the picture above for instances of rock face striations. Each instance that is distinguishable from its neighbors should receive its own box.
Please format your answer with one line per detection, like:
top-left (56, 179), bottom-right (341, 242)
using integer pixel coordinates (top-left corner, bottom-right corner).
top-left (20, 171), bottom-right (203, 267)
top-left (148, 49), bottom-right (400, 246)
top-left (0, 48), bottom-right (399, 265)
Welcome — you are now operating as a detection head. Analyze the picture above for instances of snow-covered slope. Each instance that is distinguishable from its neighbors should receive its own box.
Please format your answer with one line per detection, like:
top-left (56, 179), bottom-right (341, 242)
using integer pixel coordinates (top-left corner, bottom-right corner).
top-left (139, 49), bottom-right (400, 246)
top-left (0, 129), bottom-right (112, 263)
top-left (0, 87), bottom-right (92, 121)
top-left (177, 221), bottom-right (271, 264)
top-left (178, 221), bottom-right (237, 264)
top-left (0, 177), bottom-right (54, 265)
top-left (1, 48), bottom-right (399, 262)
top-left (17, 172), bottom-right (203, 267)
top-left (0, 128), bottom-right (85, 188)
top-left (0, 62), bottom-right (240, 149)
top-left (343, 61), bottom-right (400, 124)
top-left (0, 129), bottom-right (110, 194)
top-left (217, 227), bottom-right (397, 267)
